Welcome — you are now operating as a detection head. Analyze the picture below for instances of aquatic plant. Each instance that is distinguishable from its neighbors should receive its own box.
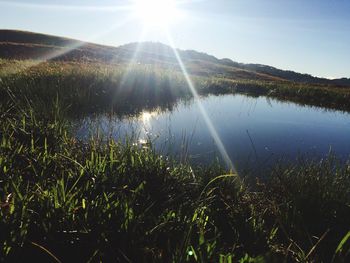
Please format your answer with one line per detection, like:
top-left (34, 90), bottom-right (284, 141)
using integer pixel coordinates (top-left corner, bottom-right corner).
top-left (0, 94), bottom-right (349, 262)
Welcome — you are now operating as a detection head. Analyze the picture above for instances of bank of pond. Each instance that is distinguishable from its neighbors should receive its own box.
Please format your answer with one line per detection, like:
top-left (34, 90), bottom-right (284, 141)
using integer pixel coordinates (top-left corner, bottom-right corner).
top-left (1, 62), bottom-right (350, 261)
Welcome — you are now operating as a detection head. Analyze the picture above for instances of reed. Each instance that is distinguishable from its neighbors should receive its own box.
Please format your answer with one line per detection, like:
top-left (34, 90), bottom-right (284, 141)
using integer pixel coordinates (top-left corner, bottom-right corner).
top-left (0, 90), bottom-right (349, 262)
top-left (1, 59), bottom-right (350, 117)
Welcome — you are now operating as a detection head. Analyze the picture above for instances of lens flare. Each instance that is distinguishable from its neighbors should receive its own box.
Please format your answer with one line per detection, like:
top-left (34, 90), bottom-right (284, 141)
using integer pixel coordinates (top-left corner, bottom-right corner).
top-left (165, 31), bottom-right (236, 173)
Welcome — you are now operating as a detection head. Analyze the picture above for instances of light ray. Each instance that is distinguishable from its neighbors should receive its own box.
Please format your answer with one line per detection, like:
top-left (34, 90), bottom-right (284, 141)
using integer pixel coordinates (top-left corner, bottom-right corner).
top-left (110, 28), bottom-right (148, 110)
top-left (2, 15), bottom-right (136, 75)
top-left (165, 30), bottom-right (236, 172)
top-left (0, 1), bottom-right (133, 12)
top-left (115, 28), bottom-right (148, 86)
top-left (36, 15), bottom-right (136, 61)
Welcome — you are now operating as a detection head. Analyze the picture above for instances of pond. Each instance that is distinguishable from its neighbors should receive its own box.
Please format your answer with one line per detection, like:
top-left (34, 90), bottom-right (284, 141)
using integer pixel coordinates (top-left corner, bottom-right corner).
top-left (75, 94), bottom-right (350, 173)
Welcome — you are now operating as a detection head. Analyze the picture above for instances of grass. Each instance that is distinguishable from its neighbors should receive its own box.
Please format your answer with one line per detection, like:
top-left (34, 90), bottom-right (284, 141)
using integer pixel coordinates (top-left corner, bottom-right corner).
top-left (1, 59), bottom-right (350, 262)
top-left (1, 99), bottom-right (350, 262)
top-left (1, 59), bottom-right (350, 116)
top-left (0, 60), bottom-right (192, 116)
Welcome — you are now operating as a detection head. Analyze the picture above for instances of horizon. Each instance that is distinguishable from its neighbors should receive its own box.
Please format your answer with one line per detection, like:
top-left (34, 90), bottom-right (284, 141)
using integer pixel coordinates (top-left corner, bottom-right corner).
top-left (2, 28), bottom-right (347, 81)
top-left (1, 0), bottom-right (350, 78)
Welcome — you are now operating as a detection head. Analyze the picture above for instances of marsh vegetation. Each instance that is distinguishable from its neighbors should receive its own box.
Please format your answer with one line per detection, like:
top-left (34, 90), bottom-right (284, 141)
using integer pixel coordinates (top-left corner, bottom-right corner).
top-left (1, 59), bottom-right (350, 262)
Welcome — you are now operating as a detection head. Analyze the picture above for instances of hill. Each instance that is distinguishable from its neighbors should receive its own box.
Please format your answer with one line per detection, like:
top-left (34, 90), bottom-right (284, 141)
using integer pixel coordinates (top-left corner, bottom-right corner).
top-left (0, 29), bottom-right (349, 86)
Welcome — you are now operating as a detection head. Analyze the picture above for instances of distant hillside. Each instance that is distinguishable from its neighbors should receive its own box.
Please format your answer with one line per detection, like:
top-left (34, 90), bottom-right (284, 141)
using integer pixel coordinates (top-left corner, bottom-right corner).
top-left (0, 30), bottom-right (120, 62)
top-left (0, 29), bottom-right (349, 86)
top-left (220, 59), bottom-right (350, 87)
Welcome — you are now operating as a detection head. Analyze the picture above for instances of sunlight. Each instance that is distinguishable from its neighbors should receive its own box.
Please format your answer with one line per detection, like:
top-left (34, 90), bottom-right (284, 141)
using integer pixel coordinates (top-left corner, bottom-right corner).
top-left (112, 28), bottom-right (147, 107)
top-left (2, 15), bottom-right (136, 75)
top-left (165, 30), bottom-right (236, 173)
top-left (0, 1), bottom-right (133, 12)
top-left (141, 111), bottom-right (156, 124)
top-left (138, 111), bottom-right (158, 146)
top-left (132, 0), bottom-right (181, 28)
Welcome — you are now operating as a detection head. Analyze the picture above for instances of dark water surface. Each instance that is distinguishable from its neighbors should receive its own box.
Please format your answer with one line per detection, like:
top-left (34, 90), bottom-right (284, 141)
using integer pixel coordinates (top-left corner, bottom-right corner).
top-left (76, 94), bottom-right (350, 173)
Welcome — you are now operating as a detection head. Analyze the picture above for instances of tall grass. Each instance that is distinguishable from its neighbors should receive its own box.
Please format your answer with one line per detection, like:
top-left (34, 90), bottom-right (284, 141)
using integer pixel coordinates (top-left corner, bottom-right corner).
top-left (1, 59), bottom-right (350, 117)
top-left (0, 61), bottom-right (192, 116)
top-left (1, 82), bottom-right (350, 262)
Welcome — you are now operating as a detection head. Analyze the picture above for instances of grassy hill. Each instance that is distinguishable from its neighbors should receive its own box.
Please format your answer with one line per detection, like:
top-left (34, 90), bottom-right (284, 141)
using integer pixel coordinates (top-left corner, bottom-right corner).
top-left (2, 30), bottom-right (350, 113)
top-left (1, 29), bottom-right (349, 87)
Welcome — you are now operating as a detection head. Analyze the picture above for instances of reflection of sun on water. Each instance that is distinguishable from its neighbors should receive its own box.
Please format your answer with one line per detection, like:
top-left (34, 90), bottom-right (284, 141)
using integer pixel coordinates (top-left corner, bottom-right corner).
top-left (141, 111), bottom-right (154, 123)
top-left (138, 111), bottom-right (158, 146)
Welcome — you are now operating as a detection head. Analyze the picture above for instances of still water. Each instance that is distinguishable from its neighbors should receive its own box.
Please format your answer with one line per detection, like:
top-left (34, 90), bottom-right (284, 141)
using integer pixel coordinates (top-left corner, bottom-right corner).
top-left (76, 94), bottom-right (350, 172)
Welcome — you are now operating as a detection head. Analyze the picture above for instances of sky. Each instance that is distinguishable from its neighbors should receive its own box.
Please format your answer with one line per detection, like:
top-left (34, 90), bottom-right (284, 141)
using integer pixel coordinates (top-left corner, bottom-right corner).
top-left (1, 0), bottom-right (349, 78)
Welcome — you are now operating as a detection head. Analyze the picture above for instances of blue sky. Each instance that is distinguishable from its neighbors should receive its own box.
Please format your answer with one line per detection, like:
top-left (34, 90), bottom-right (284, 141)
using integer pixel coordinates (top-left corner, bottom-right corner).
top-left (1, 0), bottom-right (349, 78)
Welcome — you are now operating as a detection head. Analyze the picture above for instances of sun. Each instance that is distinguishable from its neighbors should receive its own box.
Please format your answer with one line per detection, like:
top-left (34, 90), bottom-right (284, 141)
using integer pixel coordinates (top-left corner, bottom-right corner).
top-left (132, 0), bottom-right (180, 28)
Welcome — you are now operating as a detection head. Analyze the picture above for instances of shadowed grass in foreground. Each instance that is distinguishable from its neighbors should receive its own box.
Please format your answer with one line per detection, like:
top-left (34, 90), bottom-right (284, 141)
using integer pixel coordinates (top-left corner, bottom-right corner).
top-left (1, 100), bottom-right (350, 262)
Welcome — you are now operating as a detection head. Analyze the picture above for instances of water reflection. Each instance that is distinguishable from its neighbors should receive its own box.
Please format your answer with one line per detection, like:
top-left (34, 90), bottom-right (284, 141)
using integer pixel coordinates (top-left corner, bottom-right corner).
top-left (138, 110), bottom-right (158, 146)
top-left (75, 94), bottom-right (350, 173)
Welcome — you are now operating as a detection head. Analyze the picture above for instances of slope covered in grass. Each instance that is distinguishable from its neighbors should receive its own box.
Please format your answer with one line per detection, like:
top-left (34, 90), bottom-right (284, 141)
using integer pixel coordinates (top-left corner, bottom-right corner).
top-left (1, 59), bottom-right (350, 114)
top-left (1, 29), bottom-right (349, 87)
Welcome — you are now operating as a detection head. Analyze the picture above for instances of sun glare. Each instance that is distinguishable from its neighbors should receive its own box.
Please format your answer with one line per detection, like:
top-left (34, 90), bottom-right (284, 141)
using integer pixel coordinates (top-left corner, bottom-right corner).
top-left (132, 0), bottom-right (180, 28)
top-left (141, 111), bottom-right (154, 123)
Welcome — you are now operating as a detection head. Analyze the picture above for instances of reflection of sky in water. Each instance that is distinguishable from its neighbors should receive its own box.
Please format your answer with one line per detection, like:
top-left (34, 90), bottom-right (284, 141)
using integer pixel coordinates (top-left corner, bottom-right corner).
top-left (76, 94), bottom-right (350, 173)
